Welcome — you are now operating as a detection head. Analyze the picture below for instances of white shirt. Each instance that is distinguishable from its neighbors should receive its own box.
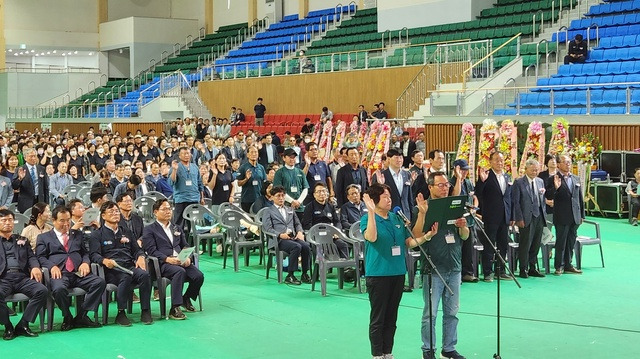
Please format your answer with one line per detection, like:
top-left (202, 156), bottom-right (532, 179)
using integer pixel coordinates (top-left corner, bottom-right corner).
top-left (53, 228), bottom-right (69, 247)
top-left (158, 220), bottom-right (179, 256)
top-left (390, 168), bottom-right (404, 195)
top-left (495, 170), bottom-right (506, 194)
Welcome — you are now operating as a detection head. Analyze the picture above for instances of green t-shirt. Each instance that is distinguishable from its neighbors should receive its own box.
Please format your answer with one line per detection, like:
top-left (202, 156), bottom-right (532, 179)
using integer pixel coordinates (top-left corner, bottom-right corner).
top-left (420, 225), bottom-right (463, 274)
top-left (362, 212), bottom-right (410, 277)
top-left (273, 166), bottom-right (309, 212)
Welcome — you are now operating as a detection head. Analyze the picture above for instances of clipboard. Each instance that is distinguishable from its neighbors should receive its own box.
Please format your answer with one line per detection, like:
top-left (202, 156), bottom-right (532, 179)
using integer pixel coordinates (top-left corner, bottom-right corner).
top-left (423, 195), bottom-right (467, 232)
top-left (177, 247), bottom-right (195, 263)
top-left (82, 208), bottom-right (100, 225)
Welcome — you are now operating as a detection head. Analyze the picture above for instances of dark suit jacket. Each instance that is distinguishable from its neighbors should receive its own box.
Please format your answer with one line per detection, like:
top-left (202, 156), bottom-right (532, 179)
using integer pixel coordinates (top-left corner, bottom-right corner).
top-left (335, 164), bottom-right (369, 207)
top-left (399, 140), bottom-right (417, 168)
top-left (142, 221), bottom-right (188, 263)
top-left (36, 229), bottom-right (89, 271)
top-left (258, 144), bottom-right (280, 168)
top-left (221, 145), bottom-right (246, 164)
top-left (546, 173), bottom-right (585, 225)
top-left (512, 176), bottom-right (546, 226)
top-left (12, 164), bottom-right (49, 213)
top-left (262, 205), bottom-right (303, 249)
top-left (0, 234), bottom-right (41, 276)
top-left (373, 168), bottom-right (414, 216)
top-left (475, 169), bottom-right (512, 226)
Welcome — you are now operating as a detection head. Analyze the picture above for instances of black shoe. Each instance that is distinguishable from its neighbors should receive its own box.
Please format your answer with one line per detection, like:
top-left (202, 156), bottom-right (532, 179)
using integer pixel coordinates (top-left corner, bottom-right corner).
top-left (564, 266), bottom-right (583, 274)
top-left (422, 349), bottom-right (436, 359)
top-left (284, 274), bottom-right (301, 285)
top-left (498, 273), bottom-right (513, 280)
top-left (115, 311), bottom-right (132, 327)
top-left (483, 273), bottom-right (494, 282)
top-left (402, 285), bottom-right (413, 293)
top-left (15, 324), bottom-right (38, 338)
top-left (3, 327), bottom-right (15, 341)
top-left (519, 270), bottom-right (529, 278)
top-left (462, 274), bottom-right (478, 283)
top-left (140, 309), bottom-right (154, 325)
top-left (169, 306), bottom-right (186, 320)
top-left (74, 315), bottom-right (101, 328)
top-left (300, 273), bottom-right (312, 284)
top-left (61, 316), bottom-right (74, 331)
top-left (441, 349), bottom-right (466, 359)
top-left (182, 297), bottom-right (196, 312)
top-left (528, 268), bottom-right (546, 278)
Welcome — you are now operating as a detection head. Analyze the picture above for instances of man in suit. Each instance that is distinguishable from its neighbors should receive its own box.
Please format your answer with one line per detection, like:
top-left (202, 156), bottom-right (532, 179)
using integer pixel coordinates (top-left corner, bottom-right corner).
top-left (372, 149), bottom-right (414, 216)
top-left (262, 186), bottom-right (311, 285)
top-left (399, 131), bottom-right (417, 168)
top-left (512, 159), bottom-right (546, 278)
top-left (0, 174), bottom-right (14, 209)
top-left (142, 198), bottom-right (204, 320)
top-left (546, 154), bottom-right (585, 275)
top-left (90, 201), bottom-right (152, 326)
top-left (339, 184), bottom-right (368, 230)
top-left (36, 206), bottom-right (106, 331)
top-left (12, 147), bottom-right (49, 213)
top-left (258, 134), bottom-right (280, 168)
top-left (475, 152), bottom-right (513, 282)
top-left (335, 147), bottom-right (369, 207)
top-left (412, 149), bottom-right (447, 200)
top-left (0, 209), bottom-right (48, 340)
top-left (221, 137), bottom-right (245, 165)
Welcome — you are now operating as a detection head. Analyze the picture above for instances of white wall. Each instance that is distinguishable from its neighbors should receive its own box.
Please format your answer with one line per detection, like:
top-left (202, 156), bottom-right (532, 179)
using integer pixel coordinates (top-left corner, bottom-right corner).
top-left (108, 50), bottom-right (131, 78)
top-left (212, 0), bottom-right (249, 31)
top-left (7, 72), bottom-right (103, 107)
top-left (108, 0), bottom-right (205, 28)
top-left (378, 0), bottom-right (494, 32)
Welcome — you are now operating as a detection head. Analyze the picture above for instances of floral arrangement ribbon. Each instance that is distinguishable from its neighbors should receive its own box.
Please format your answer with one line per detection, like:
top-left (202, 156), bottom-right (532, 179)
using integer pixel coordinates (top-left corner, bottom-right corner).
top-left (456, 123), bottom-right (476, 183)
top-left (318, 120), bottom-right (334, 162)
top-left (361, 120), bottom-right (381, 168)
top-left (367, 121), bottom-right (392, 182)
top-left (518, 121), bottom-right (545, 175)
top-left (311, 120), bottom-right (323, 144)
top-left (332, 121), bottom-right (347, 151)
top-left (477, 119), bottom-right (499, 170)
top-left (548, 117), bottom-right (570, 155)
top-left (498, 119), bottom-right (518, 178)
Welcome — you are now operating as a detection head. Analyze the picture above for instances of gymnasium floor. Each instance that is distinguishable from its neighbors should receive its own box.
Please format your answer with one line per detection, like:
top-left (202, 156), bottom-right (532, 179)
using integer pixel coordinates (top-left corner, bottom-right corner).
top-left (2, 216), bottom-right (638, 359)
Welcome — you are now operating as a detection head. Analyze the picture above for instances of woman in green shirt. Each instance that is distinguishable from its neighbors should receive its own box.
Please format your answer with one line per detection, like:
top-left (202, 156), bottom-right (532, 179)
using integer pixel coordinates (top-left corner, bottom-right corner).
top-left (361, 183), bottom-right (436, 359)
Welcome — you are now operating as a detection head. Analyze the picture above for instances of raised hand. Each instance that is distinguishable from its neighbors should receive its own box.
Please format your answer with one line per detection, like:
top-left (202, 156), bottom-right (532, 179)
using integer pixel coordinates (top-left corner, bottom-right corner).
top-left (171, 160), bottom-right (179, 171)
top-left (245, 169), bottom-right (252, 179)
top-left (211, 166), bottom-right (219, 176)
top-left (411, 170), bottom-right (418, 183)
top-left (17, 167), bottom-right (26, 180)
top-left (425, 222), bottom-right (439, 239)
top-left (416, 193), bottom-right (428, 214)
top-left (362, 193), bottom-right (376, 213)
top-left (554, 174), bottom-right (562, 189)
top-left (478, 167), bottom-right (488, 182)
top-left (454, 165), bottom-right (463, 180)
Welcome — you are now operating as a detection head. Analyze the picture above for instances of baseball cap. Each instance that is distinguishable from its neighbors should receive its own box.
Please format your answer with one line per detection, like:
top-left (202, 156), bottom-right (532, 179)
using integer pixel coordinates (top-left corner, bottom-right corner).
top-left (453, 159), bottom-right (470, 170)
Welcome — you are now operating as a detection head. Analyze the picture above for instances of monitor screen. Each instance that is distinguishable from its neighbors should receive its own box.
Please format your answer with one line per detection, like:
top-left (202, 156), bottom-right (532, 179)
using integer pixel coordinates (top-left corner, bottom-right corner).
top-left (600, 151), bottom-right (623, 178)
top-left (625, 152), bottom-right (640, 179)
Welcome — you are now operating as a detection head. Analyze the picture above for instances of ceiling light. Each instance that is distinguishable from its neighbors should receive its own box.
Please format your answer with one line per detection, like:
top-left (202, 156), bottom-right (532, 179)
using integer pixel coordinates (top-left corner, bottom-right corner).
top-left (13, 53), bottom-right (18, 56)
top-left (30, 50), bottom-right (35, 53)
top-left (89, 52), bottom-right (93, 56)
top-left (35, 54), bottom-right (39, 57)
top-left (74, 51), bottom-right (78, 54)
top-left (52, 50), bottom-right (56, 54)
top-left (62, 53), bottom-right (66, 56)
top-left (7, 49), bottom-right (12, 52)
top-left (46, 51), bottom-right (50, 55)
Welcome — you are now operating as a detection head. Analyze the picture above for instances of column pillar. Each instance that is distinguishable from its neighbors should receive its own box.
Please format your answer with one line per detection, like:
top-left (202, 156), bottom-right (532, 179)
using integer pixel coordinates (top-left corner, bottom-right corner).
top-left (0, 0), bottom-right (6, 69)
top-left (205, 0), bottom-right (213, 34)
top-left (298, 0), bottom-right (308, 19)
top-left (248, 0), bottom-right (257, 24)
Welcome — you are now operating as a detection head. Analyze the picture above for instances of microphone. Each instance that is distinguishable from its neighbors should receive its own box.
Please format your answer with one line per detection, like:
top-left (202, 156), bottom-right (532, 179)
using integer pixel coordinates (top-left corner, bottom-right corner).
top-left (393, 206), bottom-right (410, 224)
top-left (464, 204), bottom-right (480, 211)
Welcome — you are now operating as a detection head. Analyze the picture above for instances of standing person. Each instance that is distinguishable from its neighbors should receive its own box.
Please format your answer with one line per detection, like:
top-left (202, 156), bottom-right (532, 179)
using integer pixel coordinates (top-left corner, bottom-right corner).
top-left (258, 134), bottom-right (279, 168)
top-left (302, 142), bottom-right (334, 205)
top-left (413, 149), bottom-right (447, 200)
top-left (475, 152), bottom-right (512, 282)
top-left (361, 183), bottom-right (432, 359)
top-left (0, 209), bottom-right (48, 340)
top-left (273, 148), bottom-right (309, 221)
top-left (399, 131), bottom-right (417, 168)
top-left (0, 172), bottom-right (13, 209)
top-left (626, 167), bottom-right (640, 226)
top-left (209, 153), bottom-right (235, 214)
top-left (12, 148), bottom-right (49, 213)
top-left (511, 159), bottom-right (547, 278)
top-left (254, 98), bottom-right (266, 126)
top-left (320, 106), bottom-right (333, 122)
top-left (358, 104), bottom-right (368, 123)
top-left (90, 201), bottom-right (153, 326)
top-left (168, 147), bottom-right (204, 228)
top-left (538, 154), bottom-right (558, 225)
top-left (335, 147), bottom-right (369, 207)
top-left (372, 149), bottom-right (413, 216)
top-left (416, 172), bottom-right (469, 359)
top-left (236, 146), bottom-right (266, 213)
top-left (449, 159), bottom-right (479, 283)
top-left (547, 154), bottom-right (584, 275)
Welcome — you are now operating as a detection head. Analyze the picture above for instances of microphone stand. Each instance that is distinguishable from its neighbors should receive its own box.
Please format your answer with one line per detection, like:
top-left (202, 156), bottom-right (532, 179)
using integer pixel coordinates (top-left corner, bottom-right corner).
top-left (467, 209), bottom-right (521, 359)
top-left (401, 219), bottom-right (452, 356)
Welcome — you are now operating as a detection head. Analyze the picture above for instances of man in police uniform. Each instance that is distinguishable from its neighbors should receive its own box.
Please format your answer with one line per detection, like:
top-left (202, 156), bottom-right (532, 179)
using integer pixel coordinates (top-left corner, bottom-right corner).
top-left (0, 209), bottom-right (48, 340)
top-left (273, 148), bottom-right (310, 221)
top-left (302, 183), bottom-right (347, 258)
top-left (564, 34), bottom-right (587, 65)
top-left (90, 201), bottom-right (152, 326)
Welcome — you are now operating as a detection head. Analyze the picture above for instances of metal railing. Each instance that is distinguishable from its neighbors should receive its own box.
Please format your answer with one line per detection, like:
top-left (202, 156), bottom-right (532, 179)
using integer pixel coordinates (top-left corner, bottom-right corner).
top-left (462, 33), bottom-right (521, 89)
top-left (0, 66), bottom-right (100, 74)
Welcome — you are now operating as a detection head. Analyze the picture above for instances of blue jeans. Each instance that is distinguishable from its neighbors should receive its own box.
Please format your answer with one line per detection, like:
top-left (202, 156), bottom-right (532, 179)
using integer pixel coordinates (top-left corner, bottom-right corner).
top-left (421, 270), bottom-right (461, 353)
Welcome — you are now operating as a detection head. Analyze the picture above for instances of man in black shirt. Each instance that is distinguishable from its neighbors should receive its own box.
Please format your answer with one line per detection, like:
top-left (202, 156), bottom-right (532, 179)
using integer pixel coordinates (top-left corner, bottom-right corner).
top-left (301, 183), bottom-right (348, 258)
top-left (254, 98), bottom-right (266, 126)
top-left (564, 34), bottom-right (587, 65)
top-left (301, 118), bottom-right (314, 135)
top-left (90, 201), bottom-right (152, 326)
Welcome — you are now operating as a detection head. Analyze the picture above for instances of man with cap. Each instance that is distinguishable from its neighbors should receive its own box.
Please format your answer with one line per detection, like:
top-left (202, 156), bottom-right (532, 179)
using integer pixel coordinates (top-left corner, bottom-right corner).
top-left (564, 34), bottom-right (587, 65)
top-left (450, 159), bottom-right (479, 283)
top-left (273, 148), bottom-right (310, 221)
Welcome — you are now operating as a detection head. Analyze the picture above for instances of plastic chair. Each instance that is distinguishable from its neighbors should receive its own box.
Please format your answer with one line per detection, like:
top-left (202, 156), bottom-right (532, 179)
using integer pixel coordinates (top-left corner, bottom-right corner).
top-left (146, 256), bottom-right (202, 319)
top-left (77, 187), bottom-right (92, 207)
top-left (42, 268), bottom-right (95, 331)
top-left (62, 184), bottom-right (82, 203)
top-left (254, 207), bottom-right (270, 264)
top-left (91, 263), bottom-right (139, 325)
top-left (144, 191), bottom-right (167, 201)
top-left (5, 292), bottom-right (46, 332)
top-left (76, 181), bottom-right (92, 189)
top-left (23, 207), bottom-right (33, 218)
top-left (262, 212), bottom-right (289, 284)
top-left (574, 219), bottom-right (605, 270)
top-left (182, 204), bottom-right (223, 257)
top-left (133, 196), bottom-right (156, 225)
top-left (307, 223), bottom-right (361, 296)
top-left (219, 209), bottom-right (263, 271)
top-left (12, 213), bottom-right (29, 235)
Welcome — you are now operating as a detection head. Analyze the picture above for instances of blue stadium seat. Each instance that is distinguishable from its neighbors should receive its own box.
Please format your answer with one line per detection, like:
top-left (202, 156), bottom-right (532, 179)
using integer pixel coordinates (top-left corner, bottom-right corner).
top-left (595, 62), bottom-right (610, 74)
top-left (570, 91), bottom-right (588, 105)
top-left (592, 107), bottom-right (610, 115)
top-left (608, 62), bottom-right (622, 75)
top-left (493, 109), bottom-right (506, 115)
top-left (555, 92), bottom-right (574, 106)
top-left (609, 106), bottom-right (626, 114)
top-left (623, 35), bottom-right (638, 47)
top-left (555, 107), bottom-right (569, 115)
top-left (610, 36), bottom-right (625, 48)
top-left (591, 89), bottom-right (605, 103)
top-left (621, 61), bottom-right (636, 74)
top-left (629, 47), bottom-right (640, 60)
top-left (589, 49), bottom-right (604, 62)
top-left (628, 73), bottom-right (640, 86)
top-left (557, 65), bottom-right (572, 77)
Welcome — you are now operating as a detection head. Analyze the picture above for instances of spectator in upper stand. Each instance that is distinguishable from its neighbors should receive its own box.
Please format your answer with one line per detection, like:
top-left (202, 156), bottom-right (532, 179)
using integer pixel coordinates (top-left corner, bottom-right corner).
top-left (254, 98), bottom-right (266, 126)
top-left (229, 107), bottom-right (237, 126)
top-left (626, 167), bottom-right (640, 226)
top-left (301, 118), bottom-right (314, 135)
top-left (320, 107), bottom-right (334, 122)
top-left (399, 131), bottom-right (417, 168)
top-left (376, 102), bottom-right (388, 119)
top-left (369, 103), bottom-right (380, 119)
top-left (358, 104), bottom-right (368, 123)
top-left (233, 108), bottom-right (245, 126)
top-left (564, 34), bottom-right (587, 65)
top-left (301, 58), bottom-right (315, 73)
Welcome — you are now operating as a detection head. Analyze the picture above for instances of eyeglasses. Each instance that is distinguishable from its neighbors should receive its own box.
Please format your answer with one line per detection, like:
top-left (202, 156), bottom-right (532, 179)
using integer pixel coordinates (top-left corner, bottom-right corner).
top-left (315, 190), bottom-right (328, 194)
top-left (158, 206), bottom-right (173, 211)
top-left (431, 182), bottom-right (451, 189)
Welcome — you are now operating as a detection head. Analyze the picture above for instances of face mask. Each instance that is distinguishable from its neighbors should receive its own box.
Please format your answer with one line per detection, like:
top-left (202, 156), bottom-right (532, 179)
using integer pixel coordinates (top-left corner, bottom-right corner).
top-left (97, 148), bottom-right (104, 154)
top-left (119, 148), bottom-right (126, 154)
top-left (70, 151), bottom-right (77, 157)
top-left (56, 149), bottom-right (63, 155)
top-left (37, 149), bottom-right (44, 155)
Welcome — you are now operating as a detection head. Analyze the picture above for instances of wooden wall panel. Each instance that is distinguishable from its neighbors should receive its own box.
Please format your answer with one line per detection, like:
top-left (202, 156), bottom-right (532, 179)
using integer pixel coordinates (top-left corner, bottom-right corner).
top-left (198, 66), bottom-right (425, 118)
top-left (14, 123), bottom-right (41, 133)
top-left (573, 125), bottom-right (640, 151)
top-left (52, 123), bottom-right (99, 134)
top-left (424, 123), bottom-right (461, 152)
top-left (112, 123), bottom-right (164, 136)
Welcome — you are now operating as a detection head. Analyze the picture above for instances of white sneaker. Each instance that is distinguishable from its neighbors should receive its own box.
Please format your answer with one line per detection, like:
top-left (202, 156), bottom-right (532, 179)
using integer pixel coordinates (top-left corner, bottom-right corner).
top-left (372, 356), bottom-right (385, 359)
top-left (216, 244), bottom-right (222, 253)
top-left (383, 355), bottom-right (395, 359)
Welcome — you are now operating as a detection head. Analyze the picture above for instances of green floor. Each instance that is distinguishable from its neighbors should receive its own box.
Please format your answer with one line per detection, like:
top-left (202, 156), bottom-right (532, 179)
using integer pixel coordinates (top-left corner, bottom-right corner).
top-left (3, 216), bottom-right (639, 359)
